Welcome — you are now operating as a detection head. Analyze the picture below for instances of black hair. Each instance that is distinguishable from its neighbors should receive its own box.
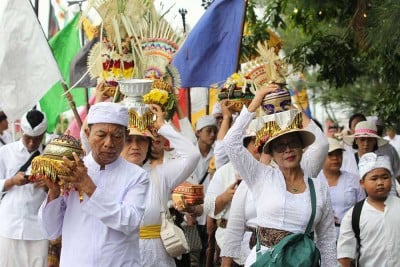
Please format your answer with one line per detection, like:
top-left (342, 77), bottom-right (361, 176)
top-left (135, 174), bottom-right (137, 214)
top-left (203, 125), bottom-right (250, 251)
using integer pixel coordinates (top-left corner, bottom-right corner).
top-left (142, 139), bottom-right (152, 164)
top-left (243, 136), bottom-right (254, 148)
top-left (26, 110), bottom-right (44, 129)
top-left (348, 113), bottom-right (366, 129)
top-left (0, 111), bottom-right (7, 122)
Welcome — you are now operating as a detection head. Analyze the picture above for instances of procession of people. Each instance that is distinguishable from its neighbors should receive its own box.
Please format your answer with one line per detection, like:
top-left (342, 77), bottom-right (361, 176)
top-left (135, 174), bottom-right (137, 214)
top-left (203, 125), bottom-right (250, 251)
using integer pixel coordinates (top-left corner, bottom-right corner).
top-left (1, 0), bottom-right (400, 267)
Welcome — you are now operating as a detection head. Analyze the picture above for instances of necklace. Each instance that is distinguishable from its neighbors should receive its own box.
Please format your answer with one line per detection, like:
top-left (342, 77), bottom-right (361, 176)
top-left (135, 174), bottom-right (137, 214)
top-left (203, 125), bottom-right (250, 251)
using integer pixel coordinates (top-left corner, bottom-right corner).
top-left (291, 187), bottom-right (299, 193)
top-left (286, 180), bottom-right (303, 193)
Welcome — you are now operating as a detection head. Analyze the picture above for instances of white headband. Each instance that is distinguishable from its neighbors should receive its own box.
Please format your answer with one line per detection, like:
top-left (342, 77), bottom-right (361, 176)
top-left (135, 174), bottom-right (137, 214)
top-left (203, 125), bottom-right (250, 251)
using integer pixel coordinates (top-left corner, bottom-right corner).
top-left (359, 152), bottom-right (392, 179)
top-left (20, 111), bottom-right (47, 136)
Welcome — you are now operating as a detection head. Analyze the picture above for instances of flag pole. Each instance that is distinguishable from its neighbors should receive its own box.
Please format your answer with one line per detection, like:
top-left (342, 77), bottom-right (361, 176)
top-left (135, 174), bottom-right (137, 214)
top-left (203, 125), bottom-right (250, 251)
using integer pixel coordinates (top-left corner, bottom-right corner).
top-left (61, 82), bottom-right (83, 128)
top-left (235, 0), bottom-right (248, 72)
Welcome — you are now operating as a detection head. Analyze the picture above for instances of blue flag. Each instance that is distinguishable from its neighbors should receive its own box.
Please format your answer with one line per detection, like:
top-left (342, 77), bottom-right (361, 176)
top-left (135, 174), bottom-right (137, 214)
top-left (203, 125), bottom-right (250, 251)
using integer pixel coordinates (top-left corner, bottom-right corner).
top-left (172, 0), bottom-right (246, 88)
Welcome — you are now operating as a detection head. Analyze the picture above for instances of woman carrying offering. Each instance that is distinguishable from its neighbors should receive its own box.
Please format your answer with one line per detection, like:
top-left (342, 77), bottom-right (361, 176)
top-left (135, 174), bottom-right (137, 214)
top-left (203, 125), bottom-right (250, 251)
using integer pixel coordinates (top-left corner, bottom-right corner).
top-left (121, 104), bottom-right (201, 266)
top-left (222, 84), bottom-right (337, 266)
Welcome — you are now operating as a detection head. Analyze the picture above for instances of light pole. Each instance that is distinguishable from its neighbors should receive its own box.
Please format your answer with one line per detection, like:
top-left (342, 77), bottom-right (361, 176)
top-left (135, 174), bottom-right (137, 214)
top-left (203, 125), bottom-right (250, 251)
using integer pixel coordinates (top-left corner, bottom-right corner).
top-left (178, 8), bottom-right (188, 34)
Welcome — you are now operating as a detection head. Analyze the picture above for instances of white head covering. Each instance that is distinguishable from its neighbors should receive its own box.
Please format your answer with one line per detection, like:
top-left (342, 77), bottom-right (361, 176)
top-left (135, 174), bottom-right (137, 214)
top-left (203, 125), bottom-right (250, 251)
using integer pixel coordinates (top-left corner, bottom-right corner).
top-left (20, 110), bottom-right (47, 136)
top-left (87, 102), bottom-right (128, 127)
top-left (212, 102), bottom-right (222, 116)
top-left (195, 115), bottom-right (217, 131)
top-left (358, 152), bottom-right (392, 180)
top-left (327, 137), bottom-right (344, 153)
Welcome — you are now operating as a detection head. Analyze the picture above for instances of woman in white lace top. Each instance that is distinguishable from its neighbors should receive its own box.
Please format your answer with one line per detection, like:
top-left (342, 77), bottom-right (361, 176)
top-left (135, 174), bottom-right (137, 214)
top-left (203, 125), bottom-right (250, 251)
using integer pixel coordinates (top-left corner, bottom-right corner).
top-left (121, 104), bottom-right (201, 266)
top-left (222, 84), bottom-right (337, 267)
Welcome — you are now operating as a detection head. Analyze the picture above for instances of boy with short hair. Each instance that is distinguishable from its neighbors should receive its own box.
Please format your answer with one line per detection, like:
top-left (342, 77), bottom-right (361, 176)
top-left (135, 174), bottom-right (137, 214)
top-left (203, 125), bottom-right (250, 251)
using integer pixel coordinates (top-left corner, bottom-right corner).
top-left (337, 152), bottom-right (400, 267)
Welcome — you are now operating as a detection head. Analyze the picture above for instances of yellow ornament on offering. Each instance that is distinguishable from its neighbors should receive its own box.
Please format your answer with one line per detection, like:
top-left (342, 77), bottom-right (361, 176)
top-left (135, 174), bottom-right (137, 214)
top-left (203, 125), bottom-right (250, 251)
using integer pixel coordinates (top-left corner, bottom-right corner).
top-left (30, 135), bottom-right (85, 200)
top-left (143, 88), bottom-right (169, 106)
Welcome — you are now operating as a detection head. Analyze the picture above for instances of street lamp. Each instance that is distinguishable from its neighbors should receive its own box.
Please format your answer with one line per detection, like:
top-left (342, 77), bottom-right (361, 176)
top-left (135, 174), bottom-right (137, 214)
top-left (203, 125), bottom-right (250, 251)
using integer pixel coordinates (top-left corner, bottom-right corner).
top-left (178, 8), bottom-right (188, 34)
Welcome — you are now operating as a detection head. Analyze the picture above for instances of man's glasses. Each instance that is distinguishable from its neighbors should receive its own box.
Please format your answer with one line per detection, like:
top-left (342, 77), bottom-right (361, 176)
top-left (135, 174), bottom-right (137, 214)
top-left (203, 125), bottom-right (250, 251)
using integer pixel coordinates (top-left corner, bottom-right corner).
top-left (271, 140), bottom-right (302, 153)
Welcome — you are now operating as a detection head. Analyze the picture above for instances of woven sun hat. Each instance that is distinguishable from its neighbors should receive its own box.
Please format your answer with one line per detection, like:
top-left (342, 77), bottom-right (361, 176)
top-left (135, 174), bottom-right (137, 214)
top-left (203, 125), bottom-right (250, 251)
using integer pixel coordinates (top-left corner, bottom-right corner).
top-left (358, 152), bottom-right (392, 180)
top-left (342, 120), bottom-right (388, 147)
top-left (256, 109), bottom-right (315, 153)
top-left (128, 127), bottom-right (154, 140)
top-left (327, 137), bottom-right (344, 153)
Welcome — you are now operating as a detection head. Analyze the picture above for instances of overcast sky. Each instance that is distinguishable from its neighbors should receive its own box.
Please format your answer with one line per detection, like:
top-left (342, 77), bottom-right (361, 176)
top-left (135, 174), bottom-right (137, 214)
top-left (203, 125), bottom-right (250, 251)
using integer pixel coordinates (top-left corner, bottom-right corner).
top-left (154, 0), bottom-right (205, 32)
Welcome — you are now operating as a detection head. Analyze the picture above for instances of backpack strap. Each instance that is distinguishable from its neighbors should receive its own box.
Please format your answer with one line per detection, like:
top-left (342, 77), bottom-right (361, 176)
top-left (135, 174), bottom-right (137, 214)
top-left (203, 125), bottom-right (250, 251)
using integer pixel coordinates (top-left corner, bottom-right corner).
top-left (305, 178), bottom-right (316, 235)
top-left (18, 150), bottom-right (40, 173)
top-left (199, 170), bottom-right (209, 185)
top-left (351, 199), bottom-right (365, 261)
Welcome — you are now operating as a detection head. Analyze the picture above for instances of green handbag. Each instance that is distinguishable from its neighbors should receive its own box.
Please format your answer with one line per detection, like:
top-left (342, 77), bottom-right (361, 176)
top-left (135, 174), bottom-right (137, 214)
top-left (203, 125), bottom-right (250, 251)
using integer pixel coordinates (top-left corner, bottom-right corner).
top-left (251, 178), bottom-right (321, 267)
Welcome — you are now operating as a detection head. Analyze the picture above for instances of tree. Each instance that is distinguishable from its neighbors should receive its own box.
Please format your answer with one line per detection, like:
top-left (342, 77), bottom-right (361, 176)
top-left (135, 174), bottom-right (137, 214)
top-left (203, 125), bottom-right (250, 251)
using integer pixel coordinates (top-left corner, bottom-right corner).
top-left (239, 0), bottom-right (400, 129)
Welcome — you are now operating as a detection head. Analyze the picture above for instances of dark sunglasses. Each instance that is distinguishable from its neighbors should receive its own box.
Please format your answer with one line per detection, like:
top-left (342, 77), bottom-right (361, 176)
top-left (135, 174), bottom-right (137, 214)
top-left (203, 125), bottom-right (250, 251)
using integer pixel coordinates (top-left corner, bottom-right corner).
top-left (272, 140), bottom-right (302, 153)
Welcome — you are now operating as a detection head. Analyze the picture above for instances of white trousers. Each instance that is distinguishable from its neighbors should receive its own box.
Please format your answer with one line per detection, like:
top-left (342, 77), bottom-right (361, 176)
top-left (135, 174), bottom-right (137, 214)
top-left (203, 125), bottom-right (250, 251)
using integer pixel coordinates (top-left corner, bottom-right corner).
top-left (0, 236), bottom-right (48, 267)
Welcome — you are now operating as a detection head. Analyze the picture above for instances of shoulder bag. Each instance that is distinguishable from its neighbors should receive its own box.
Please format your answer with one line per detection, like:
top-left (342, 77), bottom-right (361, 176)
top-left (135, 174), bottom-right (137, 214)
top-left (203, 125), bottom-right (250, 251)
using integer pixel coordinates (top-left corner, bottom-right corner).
top-left (150, 170), bottom-right (190, 258)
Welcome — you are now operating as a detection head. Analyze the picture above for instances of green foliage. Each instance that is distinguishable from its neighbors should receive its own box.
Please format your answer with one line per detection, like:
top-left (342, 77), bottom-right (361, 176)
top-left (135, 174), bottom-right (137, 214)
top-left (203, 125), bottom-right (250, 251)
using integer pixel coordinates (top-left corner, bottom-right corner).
top-left (247, 0), bottom-right (400, 127)
top-left (287, 33), bottom-right (362, 87)
top-left (240, 1), bottom-right (271, 60)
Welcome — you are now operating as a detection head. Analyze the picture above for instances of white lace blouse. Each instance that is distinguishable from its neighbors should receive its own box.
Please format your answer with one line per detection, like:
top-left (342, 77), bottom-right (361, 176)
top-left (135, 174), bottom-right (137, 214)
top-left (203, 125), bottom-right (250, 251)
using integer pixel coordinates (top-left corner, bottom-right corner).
top-left (140, 124), bottom-right (201, 266)
top-left (221, 118), bottom-right (331, 264)
top-left (222, 107), bottom-right (337, 267)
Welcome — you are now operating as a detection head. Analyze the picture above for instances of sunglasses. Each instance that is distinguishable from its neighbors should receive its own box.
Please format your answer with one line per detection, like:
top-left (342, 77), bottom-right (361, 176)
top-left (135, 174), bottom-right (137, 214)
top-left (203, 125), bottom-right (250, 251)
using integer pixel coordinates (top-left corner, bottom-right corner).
top-left (271, 140), bottom-right (302, 153)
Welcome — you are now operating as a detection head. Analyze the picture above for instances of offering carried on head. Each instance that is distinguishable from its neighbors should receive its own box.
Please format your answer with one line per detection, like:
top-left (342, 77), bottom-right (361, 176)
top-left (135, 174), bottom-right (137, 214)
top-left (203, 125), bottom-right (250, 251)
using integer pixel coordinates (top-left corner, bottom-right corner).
top-left (217, 72), bottom-right (255, 113)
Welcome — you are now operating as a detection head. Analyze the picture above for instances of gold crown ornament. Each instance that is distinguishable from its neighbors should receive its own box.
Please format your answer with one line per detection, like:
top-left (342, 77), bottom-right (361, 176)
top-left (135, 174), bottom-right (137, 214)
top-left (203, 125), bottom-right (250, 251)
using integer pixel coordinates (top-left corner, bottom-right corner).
top-left (29, 135), bottom-right (85, 200)
top-left (255, 109), bottom-right (315, 152)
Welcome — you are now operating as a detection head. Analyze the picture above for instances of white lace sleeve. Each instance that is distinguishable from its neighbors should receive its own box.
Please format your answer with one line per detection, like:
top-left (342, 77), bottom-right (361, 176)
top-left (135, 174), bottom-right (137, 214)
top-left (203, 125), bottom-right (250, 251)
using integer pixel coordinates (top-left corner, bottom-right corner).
top-left (222, 107), bottom-right (270, 190)
top-left (314, 179), bottom-right (337, 267)
top-left (157, 124), bottom-right (201, 191)
top-left (204, 164), bottom-right (230, 219)
top-left (214, 140), bottom-right (229, 169)
top-left (178, 117), bottom-right (197, 144)
top-left (220, 182), bottom-right (247, 259)
top-left (302, 120), bottom-right (329, 178)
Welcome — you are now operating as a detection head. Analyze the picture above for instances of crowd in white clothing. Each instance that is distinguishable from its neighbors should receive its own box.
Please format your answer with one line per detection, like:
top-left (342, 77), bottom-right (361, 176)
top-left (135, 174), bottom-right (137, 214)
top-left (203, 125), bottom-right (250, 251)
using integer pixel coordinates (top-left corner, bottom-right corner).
top-left (2, 84), bottom-right (400, 267)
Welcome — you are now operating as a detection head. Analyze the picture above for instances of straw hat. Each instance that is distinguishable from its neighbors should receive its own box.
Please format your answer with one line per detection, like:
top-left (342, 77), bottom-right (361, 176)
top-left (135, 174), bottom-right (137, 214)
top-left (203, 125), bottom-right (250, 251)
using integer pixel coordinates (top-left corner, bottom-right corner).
top-left (327, 138), bottom-right (344, 153)
top-left (342, 121), bottom-right (388, 147)
top-left (256, 109), bottom-right (315, 153)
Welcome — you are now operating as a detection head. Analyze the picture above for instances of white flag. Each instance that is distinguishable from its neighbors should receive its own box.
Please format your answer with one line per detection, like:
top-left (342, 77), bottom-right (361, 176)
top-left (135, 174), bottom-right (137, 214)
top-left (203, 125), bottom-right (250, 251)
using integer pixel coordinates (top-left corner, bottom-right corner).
top-left (0, 0), bottom-right (62, 121)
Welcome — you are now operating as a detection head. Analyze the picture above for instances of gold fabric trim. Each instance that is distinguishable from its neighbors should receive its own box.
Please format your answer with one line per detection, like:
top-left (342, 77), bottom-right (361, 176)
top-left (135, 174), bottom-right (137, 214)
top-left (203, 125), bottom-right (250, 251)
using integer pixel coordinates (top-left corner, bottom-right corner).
top-left (128, 109), bottom-right (154, 132)
top-left (255, 111), bottom-right (303, 147)
top-left (139, 224), bottom-right (161, 239)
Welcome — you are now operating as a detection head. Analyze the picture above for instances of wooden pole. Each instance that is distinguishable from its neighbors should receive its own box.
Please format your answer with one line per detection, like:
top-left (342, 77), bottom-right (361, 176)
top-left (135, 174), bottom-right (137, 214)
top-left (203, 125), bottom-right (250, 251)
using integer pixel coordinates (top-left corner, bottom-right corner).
top-left (61, 82), bottom-right (83, 129)
top-left (187, 87), bottom-right (192, 122)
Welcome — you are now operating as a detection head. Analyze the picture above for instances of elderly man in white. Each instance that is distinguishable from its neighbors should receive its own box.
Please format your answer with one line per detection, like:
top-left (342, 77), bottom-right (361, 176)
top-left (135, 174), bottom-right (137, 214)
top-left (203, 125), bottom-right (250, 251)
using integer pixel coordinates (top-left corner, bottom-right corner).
top-left (0, 109), bottom-right (49, 267)
top-left (39, 102), bottom-right (149, 267)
